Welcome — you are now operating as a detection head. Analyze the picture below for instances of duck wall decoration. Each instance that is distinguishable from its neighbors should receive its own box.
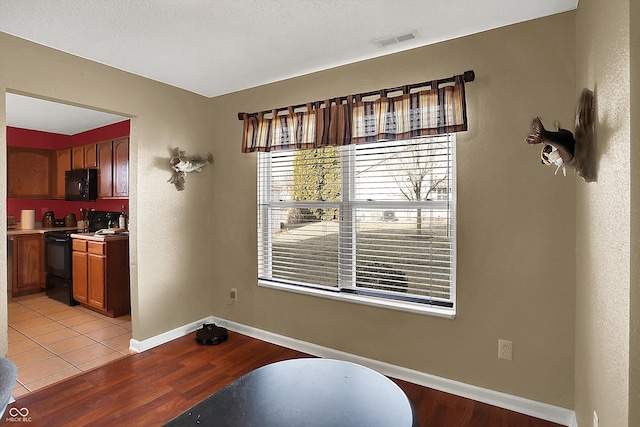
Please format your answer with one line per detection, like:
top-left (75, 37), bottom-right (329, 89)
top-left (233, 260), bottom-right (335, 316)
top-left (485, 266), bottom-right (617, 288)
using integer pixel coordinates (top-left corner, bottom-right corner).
top-left (525, 88), bottom-right (595, 182)
top-left (168, 147), bottom-right (213, 191)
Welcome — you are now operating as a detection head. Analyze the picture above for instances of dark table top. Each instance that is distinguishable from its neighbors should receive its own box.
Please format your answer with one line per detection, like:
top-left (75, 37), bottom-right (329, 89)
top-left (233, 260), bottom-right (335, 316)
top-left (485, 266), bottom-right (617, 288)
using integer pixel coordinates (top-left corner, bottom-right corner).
top-left (164, 358), bottom-right (416, 427)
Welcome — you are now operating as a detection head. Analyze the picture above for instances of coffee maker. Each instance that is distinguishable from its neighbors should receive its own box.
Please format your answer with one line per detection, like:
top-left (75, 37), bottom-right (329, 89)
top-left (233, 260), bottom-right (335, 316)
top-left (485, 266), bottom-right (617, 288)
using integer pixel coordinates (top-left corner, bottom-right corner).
top-left (42, 211), bottom-right (55, 228)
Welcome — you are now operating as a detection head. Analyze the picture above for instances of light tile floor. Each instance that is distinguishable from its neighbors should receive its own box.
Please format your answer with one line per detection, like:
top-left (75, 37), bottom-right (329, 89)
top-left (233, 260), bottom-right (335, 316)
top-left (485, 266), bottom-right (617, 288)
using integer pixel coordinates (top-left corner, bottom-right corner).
top-left (7, 292), bottom-right (133, 399)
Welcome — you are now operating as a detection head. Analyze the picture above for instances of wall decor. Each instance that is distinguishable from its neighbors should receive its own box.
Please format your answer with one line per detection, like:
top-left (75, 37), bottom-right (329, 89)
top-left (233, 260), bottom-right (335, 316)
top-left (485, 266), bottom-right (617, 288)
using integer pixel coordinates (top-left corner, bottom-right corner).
top-left (525, 88), bottom-right (595, 182)
top-left (168, 147), bottom-right (213, 191)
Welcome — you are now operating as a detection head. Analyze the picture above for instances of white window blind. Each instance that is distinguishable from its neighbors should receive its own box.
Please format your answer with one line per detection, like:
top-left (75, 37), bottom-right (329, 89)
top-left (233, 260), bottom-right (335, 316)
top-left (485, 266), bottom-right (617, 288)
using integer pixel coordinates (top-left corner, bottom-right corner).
top-left (258, 135), bottom-right (456, 311)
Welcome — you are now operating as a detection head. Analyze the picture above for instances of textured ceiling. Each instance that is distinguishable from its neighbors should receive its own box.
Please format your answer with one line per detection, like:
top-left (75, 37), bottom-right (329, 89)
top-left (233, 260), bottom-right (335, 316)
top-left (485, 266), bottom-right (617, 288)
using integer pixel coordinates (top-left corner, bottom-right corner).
top-left (1, 0), bottom-right (578, 133)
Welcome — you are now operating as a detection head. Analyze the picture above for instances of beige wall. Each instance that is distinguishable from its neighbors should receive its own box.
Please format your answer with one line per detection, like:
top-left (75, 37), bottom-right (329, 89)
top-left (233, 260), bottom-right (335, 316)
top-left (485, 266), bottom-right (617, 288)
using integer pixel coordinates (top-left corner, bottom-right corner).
top-left (1, 12), bottom-right (580, 409)
top-left (210, 13), bottom-right (577, 407)
top-left (630, 0), bottom-right (640, 425)
top-left (575, 0), bottom-right (634, 426)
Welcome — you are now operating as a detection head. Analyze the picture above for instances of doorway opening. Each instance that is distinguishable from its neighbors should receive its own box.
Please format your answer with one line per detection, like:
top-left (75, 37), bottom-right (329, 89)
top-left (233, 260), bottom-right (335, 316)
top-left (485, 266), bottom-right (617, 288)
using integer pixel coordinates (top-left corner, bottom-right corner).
top-left (5, 92), bottom-right (134, 397)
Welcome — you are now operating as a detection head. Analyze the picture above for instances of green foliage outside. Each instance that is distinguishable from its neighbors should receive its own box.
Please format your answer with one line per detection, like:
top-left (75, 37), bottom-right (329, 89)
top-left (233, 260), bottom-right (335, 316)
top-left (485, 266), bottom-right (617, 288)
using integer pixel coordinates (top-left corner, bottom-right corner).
top-left (291, 146), bottom-right (340, 221)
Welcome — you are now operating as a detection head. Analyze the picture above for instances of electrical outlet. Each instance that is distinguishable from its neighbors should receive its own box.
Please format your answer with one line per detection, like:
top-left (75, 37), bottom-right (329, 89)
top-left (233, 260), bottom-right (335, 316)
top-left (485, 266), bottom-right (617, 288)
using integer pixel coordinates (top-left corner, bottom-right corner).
top-left (230, 288), bottom-right (238, 301)
top-left (593, 411), bottom-right (598, 427)
top-left (498, 339), bottom-right (513, 360)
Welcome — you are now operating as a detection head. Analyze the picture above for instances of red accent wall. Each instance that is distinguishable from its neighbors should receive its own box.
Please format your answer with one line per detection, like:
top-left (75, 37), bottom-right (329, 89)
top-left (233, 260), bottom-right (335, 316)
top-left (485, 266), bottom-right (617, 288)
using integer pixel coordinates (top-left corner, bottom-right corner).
top-left (6, 127), bottom-right (69, 149)
top-left (71, 120), bottom-right (130, 146)
top-left (7, 199), bottom-right (127, 222)
top-left (6, 121), bottom-right (130, 221)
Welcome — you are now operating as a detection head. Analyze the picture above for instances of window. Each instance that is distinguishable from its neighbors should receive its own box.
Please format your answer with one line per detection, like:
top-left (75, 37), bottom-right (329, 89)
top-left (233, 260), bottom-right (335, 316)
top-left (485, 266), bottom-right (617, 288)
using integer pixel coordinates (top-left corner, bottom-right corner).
top-left (257, 135), bottom-right (456, 316)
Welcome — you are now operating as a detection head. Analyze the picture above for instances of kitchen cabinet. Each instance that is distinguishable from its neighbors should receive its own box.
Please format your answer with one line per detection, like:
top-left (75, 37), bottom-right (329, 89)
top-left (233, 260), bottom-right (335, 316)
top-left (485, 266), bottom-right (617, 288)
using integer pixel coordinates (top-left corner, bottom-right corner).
top-left (7, 147), bottom-right (52, 198)
top-left (113, 138), bottom-right (129, 197)
top-left (52, 148), bottom-right (71, 199)
top-left (84, 143), bottom-right (98, 168)
top-left (72, 237), bottom-right (129, 317)
top-left (11, 234), bottom-right (45, 296)
top-left (72, 144), bottom-right (97, 169)
top-left (8, 138), bottom-right (128, 200)
top-left (97, 140), bottom-right (114, 198)
top-left (72, 146), bottom-right (85, 169)
top-left (71, 248), bottom-right (88, 304)
top-left (97, 137), bottom-right (129, 198)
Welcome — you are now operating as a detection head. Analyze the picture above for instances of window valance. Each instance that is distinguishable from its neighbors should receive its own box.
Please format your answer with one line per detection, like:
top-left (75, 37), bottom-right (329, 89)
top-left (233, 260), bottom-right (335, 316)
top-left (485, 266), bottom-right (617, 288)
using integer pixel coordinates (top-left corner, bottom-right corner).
top-left (239, 70), bottom-right (474, 153)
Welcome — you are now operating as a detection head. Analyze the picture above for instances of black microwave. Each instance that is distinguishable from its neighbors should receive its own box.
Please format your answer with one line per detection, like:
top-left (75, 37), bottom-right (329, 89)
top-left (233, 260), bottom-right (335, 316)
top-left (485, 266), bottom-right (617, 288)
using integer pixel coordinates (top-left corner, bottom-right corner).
top-left (65, 168), bottom-right (98, 201)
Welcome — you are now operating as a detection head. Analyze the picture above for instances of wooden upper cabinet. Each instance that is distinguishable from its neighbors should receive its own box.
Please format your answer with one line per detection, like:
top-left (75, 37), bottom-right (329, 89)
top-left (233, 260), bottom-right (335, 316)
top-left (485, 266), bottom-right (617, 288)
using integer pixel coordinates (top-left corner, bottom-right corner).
top-left (53, 148), bottom-right (71, 199)
top-left (97, 141), bottom-right (114, 198)
top-left (85, 144), bottom-right (98, 168)
top-left (7, 147), bottom-right (52, 198)
top-left (72, 146), bottom-right (85, 169)
top-left (97, 137), bottom-right (128, 198)
top-left (8, 138), bottom-right (128, 200)
top-left (113, 138), bottom-right (129, 197)
top-left (72, 144), bottom-right (98, 169)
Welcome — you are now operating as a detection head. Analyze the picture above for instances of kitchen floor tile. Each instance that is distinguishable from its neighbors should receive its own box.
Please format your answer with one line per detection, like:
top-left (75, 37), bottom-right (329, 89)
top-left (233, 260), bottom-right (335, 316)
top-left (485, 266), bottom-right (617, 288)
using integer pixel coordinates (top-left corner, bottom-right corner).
top-left (46, 335), bottom-right (95, 355)
top-left (76, 352), bottom-right (126, 371)
top-left (19, 320), bottom-right (66, 338)
top-left (10, 314), bottom-right (52, 331)
top-left (7, 338), bottom-right (41, 356)
top-left (58, 313), bottom-right (101, 327)
top-left (11, 383), bottom-right (30, 400)
top-left (31, 327), bottom-right (81, 346)
top-left (11, 346), bottom-right (55, 368)
top-left (7, 327), bottom-right (28, 343)
top-left (25, 297), bottom-right (66, 309)
top-left (61, 343), bottom-right (117, 366)
top-left (8, 308), bottom-right (41, 323)
top-left (106, 313), bottom-right (131, 324)
top-left (119, 321), bottom-right (133, 331)
top-left (23, 367), bottom-right (82, 392)
top-left (70, 318), bottom-right (115, 334)
top-left (16, 356), bottom-right (75, 385)
top-left (7, 292), bottom-right (133, 397)
top-left (85, 324), bottom-right (130, 341)
top-left (7, 302), bottom-right (39, 315)
top-left (46, 307), bottom-right (87, 321)
top-left (103, 334), bottom-right (133, 352)
top-left (30, 301), bottom-right (75, 315)
top-left (11, 294), bottom-right (43, 303)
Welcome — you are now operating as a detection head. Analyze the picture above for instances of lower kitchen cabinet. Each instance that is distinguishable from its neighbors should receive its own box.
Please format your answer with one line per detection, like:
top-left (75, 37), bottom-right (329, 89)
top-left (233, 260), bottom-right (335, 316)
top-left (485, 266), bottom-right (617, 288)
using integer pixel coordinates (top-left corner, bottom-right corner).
top-left (11, 234), bottom-right (45, 297)
top-left (72, 238), bottom-right (130, 317)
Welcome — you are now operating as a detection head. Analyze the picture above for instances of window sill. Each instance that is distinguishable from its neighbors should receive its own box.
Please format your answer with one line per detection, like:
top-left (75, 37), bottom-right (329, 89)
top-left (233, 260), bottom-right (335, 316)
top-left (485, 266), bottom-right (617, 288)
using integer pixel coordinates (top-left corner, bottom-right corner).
top-left (258, 279), bottom-right (456, 319)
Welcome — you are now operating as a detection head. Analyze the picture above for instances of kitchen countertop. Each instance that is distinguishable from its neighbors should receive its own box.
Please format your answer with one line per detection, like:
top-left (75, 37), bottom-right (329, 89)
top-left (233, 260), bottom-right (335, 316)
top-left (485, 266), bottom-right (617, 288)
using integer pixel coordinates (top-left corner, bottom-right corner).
top-left (7, 226), bottom-right (82, 236)
top-left (6, 227), bottom-right (129, 241)
top-left (70, 232), bottom-right (129, 242)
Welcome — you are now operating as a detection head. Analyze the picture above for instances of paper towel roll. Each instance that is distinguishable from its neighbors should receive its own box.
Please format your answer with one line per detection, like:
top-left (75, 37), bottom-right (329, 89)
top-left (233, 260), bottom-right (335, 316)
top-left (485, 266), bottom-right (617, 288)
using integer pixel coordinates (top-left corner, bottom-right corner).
top-left (20, 210), bottom-right (35, 230)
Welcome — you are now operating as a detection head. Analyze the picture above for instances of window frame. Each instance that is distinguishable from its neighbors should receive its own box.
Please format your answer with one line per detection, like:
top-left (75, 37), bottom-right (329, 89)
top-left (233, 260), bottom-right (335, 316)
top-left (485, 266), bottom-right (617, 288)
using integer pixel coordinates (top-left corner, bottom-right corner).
top-left (257, 136), bottom-right (457, 319)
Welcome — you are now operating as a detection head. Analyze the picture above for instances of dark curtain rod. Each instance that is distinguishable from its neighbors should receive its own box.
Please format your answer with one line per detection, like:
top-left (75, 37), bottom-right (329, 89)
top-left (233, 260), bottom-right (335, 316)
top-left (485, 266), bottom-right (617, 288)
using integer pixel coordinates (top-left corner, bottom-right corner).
top-left (237, 70), bottom-right (475, 120)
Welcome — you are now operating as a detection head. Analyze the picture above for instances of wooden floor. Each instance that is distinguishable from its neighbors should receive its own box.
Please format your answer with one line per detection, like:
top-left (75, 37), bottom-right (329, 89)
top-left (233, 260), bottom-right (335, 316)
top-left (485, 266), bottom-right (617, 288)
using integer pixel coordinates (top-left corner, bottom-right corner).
top-left (3, 331), bottom-right (564, 427)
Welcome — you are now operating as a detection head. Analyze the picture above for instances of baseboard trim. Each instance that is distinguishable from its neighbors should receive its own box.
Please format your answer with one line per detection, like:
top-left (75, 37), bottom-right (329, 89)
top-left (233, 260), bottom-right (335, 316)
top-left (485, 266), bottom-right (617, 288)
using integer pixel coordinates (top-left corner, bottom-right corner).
top-left (133, 316), bottom-right (577, 427)
top-left (129, 316), bottom-right (211, 353)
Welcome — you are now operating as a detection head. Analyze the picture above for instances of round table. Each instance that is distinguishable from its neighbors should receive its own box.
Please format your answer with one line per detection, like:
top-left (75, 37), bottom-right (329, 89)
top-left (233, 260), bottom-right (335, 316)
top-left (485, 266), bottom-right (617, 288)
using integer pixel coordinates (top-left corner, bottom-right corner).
top-left (164, 358), bottom-right (417, 426)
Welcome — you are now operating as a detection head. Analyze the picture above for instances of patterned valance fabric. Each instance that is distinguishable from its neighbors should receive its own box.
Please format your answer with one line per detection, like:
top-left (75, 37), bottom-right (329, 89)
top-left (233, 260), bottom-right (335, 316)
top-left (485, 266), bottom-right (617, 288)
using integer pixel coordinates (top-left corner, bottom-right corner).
top-left (241, 72), bottom-right (470, 153)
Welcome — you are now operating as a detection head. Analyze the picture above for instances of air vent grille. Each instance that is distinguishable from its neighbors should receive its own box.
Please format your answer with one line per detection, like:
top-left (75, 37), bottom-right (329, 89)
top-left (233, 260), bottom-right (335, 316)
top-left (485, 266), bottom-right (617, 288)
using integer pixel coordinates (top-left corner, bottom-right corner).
top-left (374, 31), bottom-right (418, 48)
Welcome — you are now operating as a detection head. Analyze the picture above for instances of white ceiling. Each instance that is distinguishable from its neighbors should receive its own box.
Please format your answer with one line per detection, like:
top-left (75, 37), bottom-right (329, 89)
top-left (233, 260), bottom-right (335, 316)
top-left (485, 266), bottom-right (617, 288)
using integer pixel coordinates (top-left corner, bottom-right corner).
top-left (5, 93), bottom-right (128, 135)
top-left (1, 0), bottom-right (578, 134)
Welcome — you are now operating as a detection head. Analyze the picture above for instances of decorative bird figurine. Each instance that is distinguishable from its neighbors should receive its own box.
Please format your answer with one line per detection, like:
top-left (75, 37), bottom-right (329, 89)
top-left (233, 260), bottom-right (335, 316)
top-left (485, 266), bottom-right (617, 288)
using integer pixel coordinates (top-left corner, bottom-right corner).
top-left (168, 147), bottom-right (213, 191)
top-left (525, 88), bottom-right (595, 182)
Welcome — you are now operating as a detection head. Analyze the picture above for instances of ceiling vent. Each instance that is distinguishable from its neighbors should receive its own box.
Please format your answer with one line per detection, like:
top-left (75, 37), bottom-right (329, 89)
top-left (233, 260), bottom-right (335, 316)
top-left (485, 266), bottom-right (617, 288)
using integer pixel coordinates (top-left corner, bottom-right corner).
top-left (374, 31), bottom-right (419, 48)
